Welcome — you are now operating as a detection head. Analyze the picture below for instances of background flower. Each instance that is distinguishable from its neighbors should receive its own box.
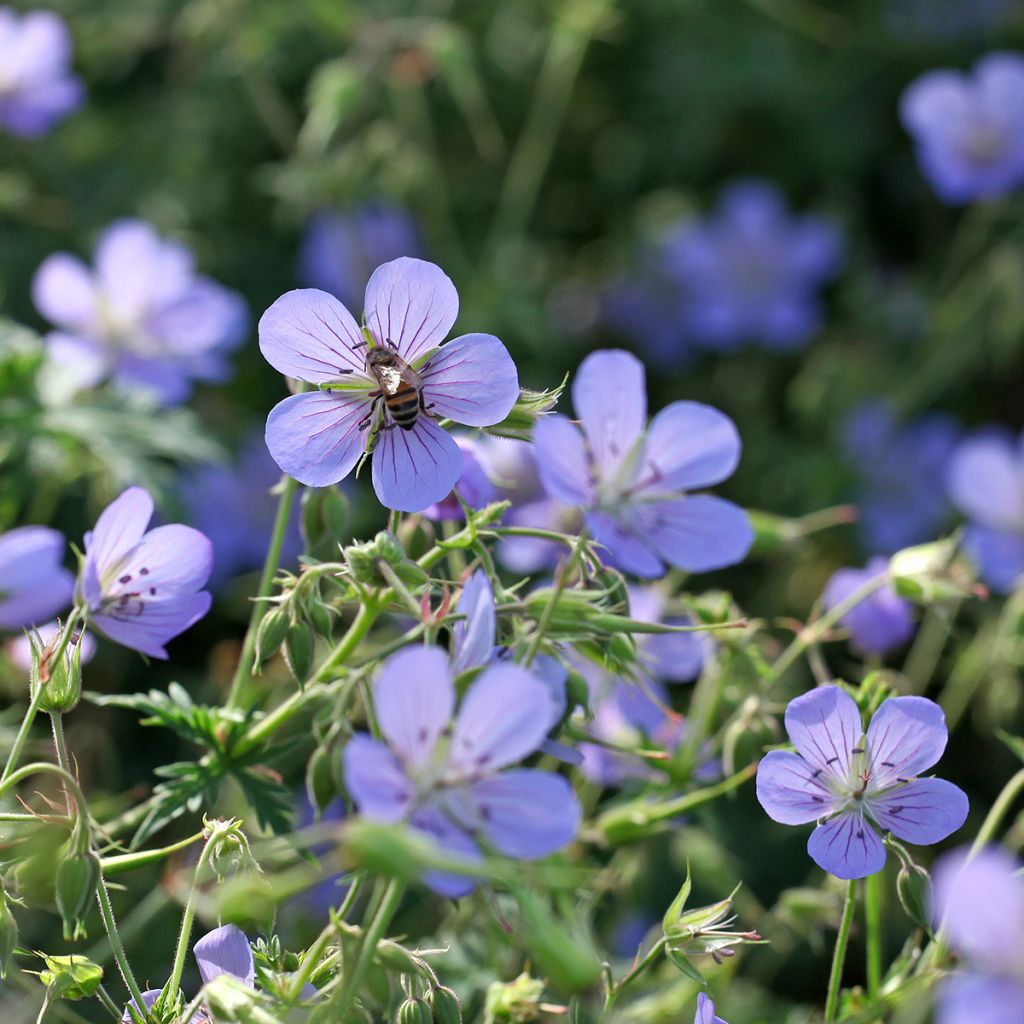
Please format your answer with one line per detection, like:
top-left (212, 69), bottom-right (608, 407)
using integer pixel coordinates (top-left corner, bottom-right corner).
top-left (0, 525), bottom-right (74, 630)
top-left (823, 558), bottom-right (916, 656)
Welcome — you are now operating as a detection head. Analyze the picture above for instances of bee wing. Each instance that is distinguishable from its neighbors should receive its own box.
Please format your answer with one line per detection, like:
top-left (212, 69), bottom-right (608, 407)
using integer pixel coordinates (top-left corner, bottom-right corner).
top-left (399, 362), bottom-right (424, 388)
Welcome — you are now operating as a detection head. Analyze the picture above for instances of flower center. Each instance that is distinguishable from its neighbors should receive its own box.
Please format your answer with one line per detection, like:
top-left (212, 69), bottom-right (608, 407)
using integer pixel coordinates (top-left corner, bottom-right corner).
top-left (99, 564), bottom-right (156, 618)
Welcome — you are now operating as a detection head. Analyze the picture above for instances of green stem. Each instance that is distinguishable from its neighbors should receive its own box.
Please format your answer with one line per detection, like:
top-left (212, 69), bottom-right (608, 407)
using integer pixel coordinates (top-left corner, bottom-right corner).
top-left (521, 529), bottom-right (588, 665)
top-left (605, 936), bottom-right (667, 1010)
top-left (824, 879), bottom-right (857, 1024)
top-left (969, 767), bottom-right (1024, 857)
top-left (95, 983), bottom-right (124, 1021)
top-left (96, 882), bottom-right (151, 1021)
top-left (101, 831), bottom-right (206, 875)
top-left (49, 712), bottom-right (73, 813)
top-left (226, 474), bottom-right (299, 710)
top-left (375, 561), bottom-right (424, 619)
top-left (865, 871), bottom-right (882, 1001)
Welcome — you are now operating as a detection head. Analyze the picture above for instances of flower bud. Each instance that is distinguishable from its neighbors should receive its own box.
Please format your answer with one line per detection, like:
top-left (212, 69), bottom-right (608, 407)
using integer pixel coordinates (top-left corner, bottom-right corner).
top-left (428, 986), bottom-right (463, 1024)
top-left (32, 626), bottom-right (85, 714)
top-left (306, 744), bottom-right (338, 816)
top-left (483, 973), bottom-right (546, 1023)
top-left (0, 892), bottom-right (17, 979)
top-left (203, 973), bottom-right (279, 1023)
top-left (397, 997), bottom-right (433, 1024)
top-left (896, 860), bottom-right (933, 933)
top-left (373, 939), bottom-right (422, 975)
top-left (374, 530), bottom-right (405, 566)
top-left (307, 600), bottom-right (334, 640)
top-left (56, 849), bottom-right (100, 941)
top-left (254, 607), bottom-right (289, 665)
top-left (284, 621), bottom-right (315, 683)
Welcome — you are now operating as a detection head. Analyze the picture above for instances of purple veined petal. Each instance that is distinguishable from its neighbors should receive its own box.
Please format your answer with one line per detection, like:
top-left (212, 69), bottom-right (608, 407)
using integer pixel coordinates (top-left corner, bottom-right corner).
top-left (963, 523), bottom-right (1024, 594)
top-left (91, 591), bottom-right (212, 659)
top-left (463, 770), bottom-right (581, 859)
top-left (451, 570), bottom-right (496, 676)
top-left (259, 288), bottom-right (367, 383)
top-left (374, 646), bottom-right (454, 770)
top-left (371, 417), bottom-right (462, 513)
top-left (572, 350), bottom-right (647, 482)
top-left (868, 778), bottom-right (968, 846)
top-left (120, 989), bottom-right (162, 1024)
top-left (756, 750), bottom-right (842, 825)
top-left (363, 257), bottom-right (459, 365)
top-left (637, 402), bottom-right (742, 494)
top-left (936, 974), bottom-right (1024, 1024)
top-left (632, 495), bottom-right (754, 574)
top-left (585, 510), bottom-right (665, 578)
top-left (265, 391), bottom-right (369, 488)
top-left (410, 803), bottom-right (483, 898)
top-left (864, 695), bottom-right (949, 789)
top-left (84, 487), bottom-right (154, 577)
top-left (784, 685), bottom-right (864, 788)
top-left (947, 433), bottom-right (1024, 531)
top-left (447, 664), bottom-right (557, 778)
top-left (342, 734), bottom-right (414, 822)
top-left (533, 416), bottom-right (595, 506)
top-left (695, 993), bottom-right (729, 1024)
top-left (32, 253), bottom-right (97, 332)
top-left (149, 278), bottom-right (248, 356)
top-left (110, 524), bottom-right (213, 596)
top-left (194, 924), bottom-right (255, 987)
top-left (420, 333), bottom-right (520, 427)
top-left (806, 810), bottom-right (886, 879)
top-left (932, 846), bottom-right (1024, 969)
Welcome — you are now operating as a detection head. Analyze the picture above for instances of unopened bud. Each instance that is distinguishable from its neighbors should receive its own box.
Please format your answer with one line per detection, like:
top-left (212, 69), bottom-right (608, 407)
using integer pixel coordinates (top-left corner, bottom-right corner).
top-left (284, 621), bottom-right (315, 683)
top-left (254, 607), bottom-right (289, 665)
top-left (305, 744), bottom-right (338, 816)
top-left (32, 627), bottom-right (85, 713)
top-left (0, 892), bottom-right (17, 979)
top-left (307, 601), bottom-right (334, 639)
top-left (397, 997), bottom-right (433, 1024)
top-left (428, 986), bottom-right (462, 1024)
top-left (483, 973), bottom-right (546, 1023)
top-left (56, 849), bottom-right (100, 941)
top-left (897, 861), bottom-right (933, 933)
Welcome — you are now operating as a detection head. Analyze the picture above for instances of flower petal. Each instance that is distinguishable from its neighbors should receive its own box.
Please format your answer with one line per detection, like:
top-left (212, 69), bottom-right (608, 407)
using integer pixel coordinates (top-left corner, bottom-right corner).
top-left (936, 974), bottom-right (1024, 1024)
top-left (121, 990), bottom-right (162, 1024)
top-left (364, 257), bottom-right (458, 364)
top-left (947, 433), bottom-right (1024, 531)
top-left (784, 685), bottom-right (863, 788)
top-left (92, 591), bottom-right (212, 659)
top-left (371, 418), bottom-right (462, 513)
top-left (585, 510), bottom-right (665, 578)
top-left (639, 401), bottom-right (741, 493)
top-left (420, 334), bottom-right (519, 426)
top-left (411, 804), bottom-right (483, 898)
top-left (194, 924), bottom-right (255, 987)
top-left (869, 778), bottom-right (968, 846)
top-left (451, 570), bottom-right (496, 676)
top-left (807, 811), bottom-right (886, 879)
top-left (864, 696), bottom-right (949, 789)
top-left (963, 523), bottom-right (1024, 594)
top-left (533, 415), bottom-right (595, 506)
top-left (112, 524), bottom-right (213, 595)
top-left (85, 488), bottom-right (154, 576)
top-left (447, 664), bottom-right (557, 778)
top-left (32, 253), bottom-right (96, 332)
top-left (572, 350), bottom-right (646, 482)
top-left (343, 734), bottom-right (415, 822)
top-left (374, 646), bottom-right (454, 770)
top-left (633, 496), bottom-right (754, 573)
top-left (695, 993), bottom-right (729, 1024)
top-left (259, 288), bottom-right (366, 383)
top-left (756, 750), bottom-right (841, 825)
top-left (265, 391), bottom-right (369, 488)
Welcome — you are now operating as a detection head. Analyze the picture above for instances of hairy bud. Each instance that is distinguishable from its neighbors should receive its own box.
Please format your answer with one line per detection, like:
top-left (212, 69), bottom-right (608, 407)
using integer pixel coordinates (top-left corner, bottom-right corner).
top-left (896, 860), bottom-right (933, 933)
top-left (56, 849), bottom-right (100, 941)
top-left (397, 997), bottom-right (434, 1024)
top-left (428, 986), bottom-right (463, 1024)
top-left (254, 607), bottom-right (289, 665)
top-left (31, 625), bottom-right (84, 713)
top-left (284, 620), bottom-right (315, 683)
top-left (0, 891), bottom-right (17, 979)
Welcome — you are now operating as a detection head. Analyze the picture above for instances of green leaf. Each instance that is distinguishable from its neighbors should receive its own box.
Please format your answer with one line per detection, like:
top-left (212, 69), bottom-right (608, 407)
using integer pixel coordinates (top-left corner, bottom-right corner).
top-left (662, 862), bottom-right (692, 933)
top-left (665, 946), bottom-right (705, 984)
top-left (996, 729), bottom-right (1024, 764)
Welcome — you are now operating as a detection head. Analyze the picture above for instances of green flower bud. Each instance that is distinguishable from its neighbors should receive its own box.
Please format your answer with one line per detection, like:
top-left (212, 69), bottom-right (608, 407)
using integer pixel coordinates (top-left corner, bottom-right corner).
top-left (897, 861), bottom-right (933, 933)
top-left (306, 744), bottom-right (338, 816)
top-left (307, 601), bottom-right (334, 640)
top-left (397, 998), bottom-right (434, 1024)
top-left (0, 892), bottom-right (17, 979)
top-left (56, 849), bottom-right (100, 941)
top-left (428, 986), bottom-right (463, 1024)
top-left (373, 531), bottom-right (405, 566)
top-left (374, 939), bottom-right (422, 975)
top-left (32, 626), bottom-right (84, 714)
top-left (284, 621), bottom-right (315, 683)
top-left (13, 827), bottom-right (65, 906)
top-left (254, 607), bottom-right (289, 665)
top-left (37, 953), bottom-right (103, 999)
top-left (345, 540), bottom-right (379, 584)
top-left (565, 669), bottom-right (590, 713)
top-left (483, 973), bottom-right (546, 1023)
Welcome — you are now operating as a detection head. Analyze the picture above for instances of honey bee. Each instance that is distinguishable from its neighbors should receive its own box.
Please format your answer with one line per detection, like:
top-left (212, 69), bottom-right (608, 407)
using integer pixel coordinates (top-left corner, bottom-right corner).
top-left (361, 340), bottom-right (431, 432)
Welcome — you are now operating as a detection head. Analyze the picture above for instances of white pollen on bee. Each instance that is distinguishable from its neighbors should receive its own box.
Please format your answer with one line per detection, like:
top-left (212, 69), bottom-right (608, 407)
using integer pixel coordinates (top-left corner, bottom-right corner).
top-left (379, 366), bottom-right (403, 394)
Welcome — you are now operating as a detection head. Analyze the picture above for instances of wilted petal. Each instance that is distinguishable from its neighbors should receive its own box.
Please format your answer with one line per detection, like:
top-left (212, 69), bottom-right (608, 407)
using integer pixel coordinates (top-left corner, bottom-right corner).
top-left (634, 496), bottom-right (754, 574)
top-left (947, 434), bottom-right (1024, 531)
top-left (374, 647), bottom-right (454, 770)
top-left (343, 735), bottom-right (414, 822)
top-left (85, 488), bottom-right (154, 576)
top-left (364, 257), bottom-right (458, 364)
top-left (807, 811), bottom-right (886, 879)
top-left (586, 510), bottom-right (664, 578)
top-left (265, 391), bottom-right (369, 488)
top-left (533, 416), bottom-right (595, 506)
top-left (784, 686), bottom-right (863, 788)
top-left (372, 418), bottom-right (462, 513)
top-left (411, 804), bottom-right (483, 898)
top-left (756, 750), bottom-right (841, 825)
top-left (572, 350), bottom-right (646, 482)
top-left (259, 288), bottom-right (366, 383)
top-left (936, 974), bottom-right (1024, 1024)
top-left (864, 696), bottom-right (949, 789)
top-left (451, 570), bottom-right (496, 676)
top-left (194, 924), bottom-right (255, 987)
top-left (32, 253), bottom-right (96, 332)
top-left (92, 591), bottom-right (212, 660)
top-left (869, 778), bottom-right (968, 846)
top-left (639, 402), bottom-right (741, 493)
top-left (421, 334), bottom-right (519, 427)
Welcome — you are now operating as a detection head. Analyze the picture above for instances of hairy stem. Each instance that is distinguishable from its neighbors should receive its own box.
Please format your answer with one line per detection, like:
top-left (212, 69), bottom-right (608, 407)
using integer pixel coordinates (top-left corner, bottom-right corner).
top-left (969, 766), bottom-right (1024, 857)
top-left (96, 882), bottom-right (151, 1021)
top-left (824, 879), bottom-right (857, 1024)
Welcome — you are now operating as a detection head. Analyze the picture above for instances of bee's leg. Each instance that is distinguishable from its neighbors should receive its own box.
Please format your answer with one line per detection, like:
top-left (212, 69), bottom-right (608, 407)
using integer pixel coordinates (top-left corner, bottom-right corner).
top-left (351, 339), bottom-right (367, 350)
top-left (385, 337), bottom-right (399, 350)
top-left (419, 392), bottom-right (437, 419)
top-left (358, 394), bottom-right (382, 432)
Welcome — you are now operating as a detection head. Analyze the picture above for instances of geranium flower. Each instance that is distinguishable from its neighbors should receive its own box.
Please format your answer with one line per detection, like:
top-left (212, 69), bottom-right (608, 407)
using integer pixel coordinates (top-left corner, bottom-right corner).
top-left (32, 219), bottom-right (247, 405)
top-left (259, 257), bottom-right (520, 513)
top-left (78, 487), bottom-right (213, 659)
top-left (533, 349), bottom-right (752, 578)
top-left (823, 558), bottom-right (916, 656)
top-left (0, 8), bottom-right (83, 138)
top-left (756, 686), bottom-right (968, 879)
top-left (422, 435), bottom-right (497, 521)
top-left (695, 993), bottom-right (729, 1024)
top-left (0, 526), bottom-right (74, 629)
top-left (901, 53), bottom-right (1024, 204)
top-left (343, 645), bottom-right (580, 897)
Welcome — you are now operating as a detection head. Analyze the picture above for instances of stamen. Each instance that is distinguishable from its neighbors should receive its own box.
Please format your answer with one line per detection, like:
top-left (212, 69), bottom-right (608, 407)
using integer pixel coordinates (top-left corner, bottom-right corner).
top-left (118, 574), bottom-right (132, 584)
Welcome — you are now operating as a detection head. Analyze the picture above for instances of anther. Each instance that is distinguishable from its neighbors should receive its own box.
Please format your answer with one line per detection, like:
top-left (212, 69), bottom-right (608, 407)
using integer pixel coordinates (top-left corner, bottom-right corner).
top-left (118, 574), bottom-right (132, 584)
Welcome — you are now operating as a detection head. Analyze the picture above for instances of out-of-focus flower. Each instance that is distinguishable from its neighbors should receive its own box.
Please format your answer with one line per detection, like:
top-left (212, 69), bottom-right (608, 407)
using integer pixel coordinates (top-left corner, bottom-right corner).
top-left (842, 402), bottom-right (960, 555)
top-left (181, 431), bottom-right (303, 587)
top-left (533, 349), bottom-right (752, 578)
top-left (0, 526), bottom-right (74, 629)
top-left (947, 429), bottom-right (1024, 593)
top-left (298, 205), bottom-right (422, 311)
top-left (603, 264), bottom-right (694, 368)
top-left (422, 436), bottom-right (497, 521)
top-left (0, 9), bottom-right (83, 138)
top-left (664, 180), bottom-right (842, 352)
top-left (78, 487), bottom-right (213, 659)
top-left (343, 646), bottom-right (580, 896)
top-left (932, 846), bottom-right (1024, 1024)
top-left (757, 686), bottom-right (968, 879)
top-left (33, 219), bottom-right (247, 406)
top-left (5, 619), bottom-right (95, 672)
top-left (695, 993), bottom-right (729, 1024)
top-left (628, 585), bottom-right (712, 684)
top-left (901, 53), bottom-right (1024, 204)
top-left (823, 558), bottom-right (916, 656)
top-left (886, 0), bottom-right (1015, 41)
top-left (260, 258), bottom-right (519, 513)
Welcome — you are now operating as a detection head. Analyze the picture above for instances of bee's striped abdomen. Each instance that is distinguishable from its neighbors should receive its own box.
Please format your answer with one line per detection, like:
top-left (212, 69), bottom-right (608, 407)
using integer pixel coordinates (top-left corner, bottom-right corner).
top-left (385, 384), bottom-right (420, 430)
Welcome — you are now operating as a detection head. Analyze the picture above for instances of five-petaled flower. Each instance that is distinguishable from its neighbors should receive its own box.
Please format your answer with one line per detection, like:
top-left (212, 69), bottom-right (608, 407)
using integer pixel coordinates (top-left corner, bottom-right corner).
top-left (78, 487), bottom-right (213, 659)
top-left (259, 257), bottom-right (520, 513)
top-left (756, 686), bottom-right (968, 878)
top-left (0, 526), bottom-right (74, 630)
top-left (533, 349), bottom-right (753, 578)
top-left (343, 645), bottom-right (580, 897)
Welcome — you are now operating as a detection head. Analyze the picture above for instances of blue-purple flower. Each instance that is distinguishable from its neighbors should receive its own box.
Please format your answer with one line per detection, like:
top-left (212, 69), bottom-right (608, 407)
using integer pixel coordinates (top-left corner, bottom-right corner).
top-left (0, 526), bottom-right (74, 629)
top-left (664, 180), bottom-right (842, 352)
top-left (603, 264), bottom-right (693, 368)
top-left (0, 9), bottom-right (83, 138)
top-left (259, 257), bottom-right (520, 513)
top-left (298, 205), bottom-right (423, 311)
top-left (823, 558), bottom-right (916, 656)
top-left (901, 53), bottom-right (1024, 204)
top-left (756, 686), bottom-right (968, 879)
top-left (946, 428), bottom-right (1024, 593)
top-left (533, 349), bottom-right (753, 578)
top-left (343, 645), bottom-right (580, 897)
top-left (79, 487), bottom-right (213, 659)
top-left (842, 402), bottom-right (960, 555)
top-left (422, 436), bottom-right (497, 521)
top-left (932, 846), bottom-right (1024, 1024)
top-left (695, 993), bottom-right (729, 1024)
top-left (33, 219), bottom-right (247, 405)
